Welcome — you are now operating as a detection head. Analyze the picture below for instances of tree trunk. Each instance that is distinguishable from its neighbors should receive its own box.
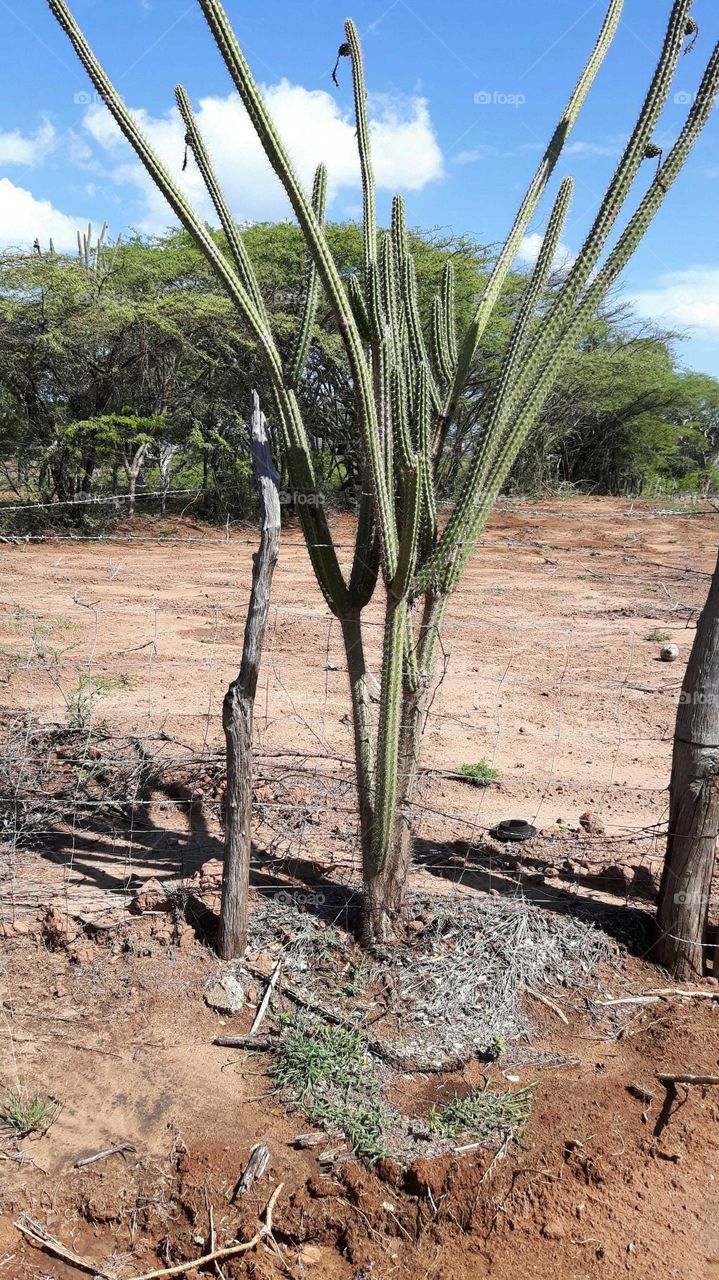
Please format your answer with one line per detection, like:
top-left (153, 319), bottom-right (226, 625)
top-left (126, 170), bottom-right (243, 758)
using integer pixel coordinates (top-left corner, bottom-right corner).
top-left (218, 391), bottom-right (280, 959)
top-left (656, 547), bottom-right (719, 979)
top-left (127, 470), bottom-right (137, 518)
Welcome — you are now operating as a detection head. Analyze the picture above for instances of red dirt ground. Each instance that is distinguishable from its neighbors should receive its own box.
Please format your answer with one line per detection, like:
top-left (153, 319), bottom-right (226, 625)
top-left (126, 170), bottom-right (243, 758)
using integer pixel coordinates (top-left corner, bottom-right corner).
top-left (1, 496), bottom-right (718, 1279)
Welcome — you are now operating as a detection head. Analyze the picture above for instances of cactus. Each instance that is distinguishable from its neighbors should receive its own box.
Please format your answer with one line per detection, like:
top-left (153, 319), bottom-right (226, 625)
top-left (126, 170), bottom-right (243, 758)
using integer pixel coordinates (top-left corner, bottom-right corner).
top-left (48, 0), bottom-right (719, 942)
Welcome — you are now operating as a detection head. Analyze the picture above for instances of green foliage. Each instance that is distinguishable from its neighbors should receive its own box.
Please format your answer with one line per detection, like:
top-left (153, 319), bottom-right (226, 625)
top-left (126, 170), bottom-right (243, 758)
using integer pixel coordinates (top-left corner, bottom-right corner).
top-left (269, 1020), bottom-right (389, 1161)
top-left (459, 760), bottom-right (501, 788)
top-left (428, 1082), bottom-right (533, 1142)
top-left (270, 1022), bottom-right (369, 1100)
top-left (2, 1086), bottom-right (60, 1137)
top-left (66, 672), bottom-right (134, 731)
top-left (646, 628), bottom-right (671, 642)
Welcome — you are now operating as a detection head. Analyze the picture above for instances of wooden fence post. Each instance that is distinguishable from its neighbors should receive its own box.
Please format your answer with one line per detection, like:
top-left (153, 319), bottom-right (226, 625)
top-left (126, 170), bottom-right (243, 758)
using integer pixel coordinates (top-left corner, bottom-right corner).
top-left (218, 391), bottom-right (281, 959)
top-left (655, 546), bottom-right (719, 980)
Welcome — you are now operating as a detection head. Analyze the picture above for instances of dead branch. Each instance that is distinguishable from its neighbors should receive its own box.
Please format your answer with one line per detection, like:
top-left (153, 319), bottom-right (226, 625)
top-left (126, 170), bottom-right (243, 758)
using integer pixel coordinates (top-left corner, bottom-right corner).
top-left (74, 1141), bottom-right (136, 1168)
top-left (250, 960), bottom-right (282, 1035)
top-left (525, 987), bottom-right (569, 1024)
top-left (657, 1073), bottom-right (719, 1087)
top-left (126, 1182), bottom-right (283, 1280)
top-left (232, 1143), bottom-right (270, 1198)
top-left (213, 1034), bottom-right (277, 1050)
top-left (14, 1216), bottom-right (110, 1277)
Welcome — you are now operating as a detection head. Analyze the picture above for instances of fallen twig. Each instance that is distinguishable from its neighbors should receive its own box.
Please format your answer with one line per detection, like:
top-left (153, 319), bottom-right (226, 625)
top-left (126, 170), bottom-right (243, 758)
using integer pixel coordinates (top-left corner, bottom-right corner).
top-left (214, 1034), bottom-right (277, 1050)
top-left (250, 960), bottom-right (282, 1035)
top-left (657, 1073), bottom-right (719, 1087)
top-left (74, 1141), bottom-right (136, 1168)
top-left (14, 1215), bottom-right (109, 1277)
top-left (602, 988), bottom-right (719, 1007)
top-left (126, 1183), bottom-right (283, 1280)
top-left (232, 1143), bottom-right (270, 1198)
top-left (526, 987), bottom-right (569, 1024)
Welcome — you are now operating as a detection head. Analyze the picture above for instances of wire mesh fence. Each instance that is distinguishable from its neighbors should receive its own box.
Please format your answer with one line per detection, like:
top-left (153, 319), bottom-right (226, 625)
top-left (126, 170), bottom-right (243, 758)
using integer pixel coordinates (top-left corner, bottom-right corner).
top-left (1, 497), bottom-right (717, 965)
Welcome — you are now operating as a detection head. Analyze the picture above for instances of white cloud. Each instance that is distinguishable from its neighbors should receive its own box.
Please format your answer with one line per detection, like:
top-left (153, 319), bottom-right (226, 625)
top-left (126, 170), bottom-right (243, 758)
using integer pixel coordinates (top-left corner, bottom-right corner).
top-left (0, 117), bottom-right (56, 167)
top-left (518, 232), bottom-right (574, 271)
top-left (0, 178), bottom-right (86, 252)
top-left (82, 81), bottom-right (443, 232)
top-left (631, 267), bottom-right (719, 337)
top-left (452, 147), bottom-right (492, 166)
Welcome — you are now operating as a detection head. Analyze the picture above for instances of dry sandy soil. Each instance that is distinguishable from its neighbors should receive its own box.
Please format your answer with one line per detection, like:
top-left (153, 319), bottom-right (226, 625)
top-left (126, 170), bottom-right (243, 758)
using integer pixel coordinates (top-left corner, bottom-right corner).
top-left (1, 496), bottom-right (718, 1279)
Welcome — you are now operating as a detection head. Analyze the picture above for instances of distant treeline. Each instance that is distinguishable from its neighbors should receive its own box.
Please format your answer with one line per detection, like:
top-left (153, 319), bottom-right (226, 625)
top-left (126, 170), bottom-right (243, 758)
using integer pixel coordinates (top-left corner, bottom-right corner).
top-left (1, 224), bottom-right (717, 531)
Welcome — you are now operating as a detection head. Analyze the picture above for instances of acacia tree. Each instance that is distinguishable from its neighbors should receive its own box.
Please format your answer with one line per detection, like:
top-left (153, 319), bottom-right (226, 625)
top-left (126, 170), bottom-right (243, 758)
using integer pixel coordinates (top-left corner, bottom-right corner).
top-left (49, 0), bottom-right (719, 944)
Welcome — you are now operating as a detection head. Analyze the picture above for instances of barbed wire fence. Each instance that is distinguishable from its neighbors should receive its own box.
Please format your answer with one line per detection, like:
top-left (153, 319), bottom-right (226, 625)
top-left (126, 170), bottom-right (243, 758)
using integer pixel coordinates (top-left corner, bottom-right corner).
top-left (1, 493), bottom-right (718, 966)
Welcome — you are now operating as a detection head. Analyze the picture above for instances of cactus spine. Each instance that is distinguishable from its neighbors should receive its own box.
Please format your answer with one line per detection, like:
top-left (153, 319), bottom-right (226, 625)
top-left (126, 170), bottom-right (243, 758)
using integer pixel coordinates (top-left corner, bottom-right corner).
top-left (48, 0), bottom-right (719, 942)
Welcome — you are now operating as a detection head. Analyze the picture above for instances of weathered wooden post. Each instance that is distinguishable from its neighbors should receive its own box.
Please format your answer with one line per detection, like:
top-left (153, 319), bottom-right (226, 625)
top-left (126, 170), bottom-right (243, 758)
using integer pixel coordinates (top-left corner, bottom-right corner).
top-left (656, 547), bottom-right (719, 979)
top-left (218, 391), bottom-right (281, 958)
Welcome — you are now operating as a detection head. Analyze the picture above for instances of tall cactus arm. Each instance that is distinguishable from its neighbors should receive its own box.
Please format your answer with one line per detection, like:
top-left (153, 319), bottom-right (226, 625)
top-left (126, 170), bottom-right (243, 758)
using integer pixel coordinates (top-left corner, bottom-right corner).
top-left (489, 0), bottom-right (694, 445)
top-left (392, 366), bottom-right (417, 476)
top-left (392, 465), bottom-right (421, 599)
top-left (347, 274), bottom-right (371, 342)
top-left (432, 175), bottom-right (574, 475)
top-left (430, 295), bottom-right (453, 388)
top-left (380, 234), bottom-right (400, 362)
top-left (349, 486), bottom-right (380, 609)
top-left (47, 0), bottom-right (350, 616)
top-left (194, 0), bottom-right (398, 577)
top-left (441, 0), bottom-right (623, 428)
top-left (289, 164), bottom-right (328, 387)
top-left (442, 37), bottom-right (719, 598)
top-left (402, 256), bottom-right (441, 415)
top-left (418, 0), bottom-right (699, 595)
top-left (345, 19), bottom-right (377, 276)
top-left (175, 84), bottom-right (267, 320)
top-left (441, 259), bottom-right (457, 368)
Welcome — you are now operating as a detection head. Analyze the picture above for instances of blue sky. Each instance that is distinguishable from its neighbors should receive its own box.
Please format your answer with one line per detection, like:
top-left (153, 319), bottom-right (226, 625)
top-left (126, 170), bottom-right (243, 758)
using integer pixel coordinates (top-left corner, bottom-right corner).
top-left (2, 0), bottom-right (718, 373)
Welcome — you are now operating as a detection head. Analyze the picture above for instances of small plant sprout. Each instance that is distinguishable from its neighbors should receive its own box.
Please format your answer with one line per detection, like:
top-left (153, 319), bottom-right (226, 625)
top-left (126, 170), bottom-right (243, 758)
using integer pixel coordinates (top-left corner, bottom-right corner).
top-left (459, 760), bottom-right (501, 788)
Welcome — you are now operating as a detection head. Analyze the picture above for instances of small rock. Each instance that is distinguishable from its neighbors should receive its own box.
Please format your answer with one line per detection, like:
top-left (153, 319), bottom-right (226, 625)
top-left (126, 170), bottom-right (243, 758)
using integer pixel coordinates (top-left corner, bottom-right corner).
top-left (299, 1245), bottom-right (324, 1266)
top-left (408, 919), bottom-right (425, 933)
top-left (203, 970), bottom-right (247, 1014)
top-left (579, 811), bottom-right (605, 835)
top-left (41, 907), bottom-right (79, 950)
top-left (542, 1217), bottom-right (567, 1241)
top-left (175, 924), bottom-right (195, 951)
top-left (130, 877), bottom-right (172, 915)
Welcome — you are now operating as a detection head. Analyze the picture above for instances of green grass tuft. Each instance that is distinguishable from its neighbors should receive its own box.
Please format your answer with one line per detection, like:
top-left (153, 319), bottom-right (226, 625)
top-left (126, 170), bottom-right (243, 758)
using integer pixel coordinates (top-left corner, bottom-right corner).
top-left (2, 1087), bottom-right (59, 1137)
top-left (270, 1021), bottom-right (389, 1162)
top-left (428, 1082), bottom-right (533, 1143)
top-left (645, 628), bottom-right (671, 642)
top-left (458, 759), bottom-right (501, 787)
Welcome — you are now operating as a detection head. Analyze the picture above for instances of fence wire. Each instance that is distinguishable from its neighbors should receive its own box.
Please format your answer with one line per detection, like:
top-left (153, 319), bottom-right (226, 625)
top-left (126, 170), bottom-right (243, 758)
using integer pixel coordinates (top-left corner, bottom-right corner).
top-left (1, 500), bottom-right (717, 963)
